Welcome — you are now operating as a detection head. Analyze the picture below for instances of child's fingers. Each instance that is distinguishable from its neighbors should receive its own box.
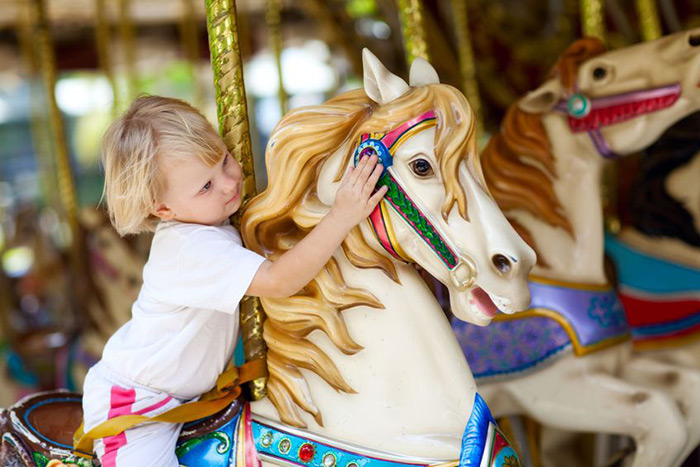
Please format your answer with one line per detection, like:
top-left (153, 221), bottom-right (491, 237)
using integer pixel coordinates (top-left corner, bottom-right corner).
top-left (362, 164), bottom-right (383, 197)
top-left (354, 155), bottom-right (378, 186)
top-left (368, 185), bottom-right (388, 206)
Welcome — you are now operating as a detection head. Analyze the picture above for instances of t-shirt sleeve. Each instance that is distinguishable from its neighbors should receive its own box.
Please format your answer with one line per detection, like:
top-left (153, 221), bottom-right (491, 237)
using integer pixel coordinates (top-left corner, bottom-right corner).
top-left (155, 228), bottom-right (266, 313)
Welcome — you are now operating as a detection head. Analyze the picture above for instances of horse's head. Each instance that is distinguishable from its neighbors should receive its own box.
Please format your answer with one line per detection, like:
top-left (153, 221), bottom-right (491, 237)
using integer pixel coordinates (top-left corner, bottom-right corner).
top-left (519, 29), bottom-right (700, 157)
top-left (241, 51), bottom-right (534, 426)
top-left (316, 50), bottom-right (535, 326)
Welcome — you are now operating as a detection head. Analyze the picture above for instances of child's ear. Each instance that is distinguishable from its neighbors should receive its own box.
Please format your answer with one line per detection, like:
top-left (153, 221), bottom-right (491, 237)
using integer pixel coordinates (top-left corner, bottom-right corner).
top-left (152, 203), bottom-right (175, 221)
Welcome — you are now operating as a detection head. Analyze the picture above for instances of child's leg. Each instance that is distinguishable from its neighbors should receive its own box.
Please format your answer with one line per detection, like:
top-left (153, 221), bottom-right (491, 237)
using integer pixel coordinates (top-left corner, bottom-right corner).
top-left (93, 419), bottom-right (182, 467)
top-left (83, 365), bottom-right (186, 466)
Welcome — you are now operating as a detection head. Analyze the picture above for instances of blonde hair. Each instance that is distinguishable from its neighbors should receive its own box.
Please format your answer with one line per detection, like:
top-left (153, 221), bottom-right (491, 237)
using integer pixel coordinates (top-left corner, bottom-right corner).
top-left (101, 95), bottom-right (226, 236)
top-left (241, 84), bottom-right (479, 427)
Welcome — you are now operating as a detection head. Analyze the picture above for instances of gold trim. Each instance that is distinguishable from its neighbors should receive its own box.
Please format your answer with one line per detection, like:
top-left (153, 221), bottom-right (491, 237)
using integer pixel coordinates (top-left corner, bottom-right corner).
top-left (494, 308), bottom-right (630, 356)
top-left (634, 330), bottom-right (700, 352)
top-left (380, 201), bottom-right (412, 263)
top-left (529, 275), bottom-right (611, 292)
top-left (390, 119), bottom-right (438, 151)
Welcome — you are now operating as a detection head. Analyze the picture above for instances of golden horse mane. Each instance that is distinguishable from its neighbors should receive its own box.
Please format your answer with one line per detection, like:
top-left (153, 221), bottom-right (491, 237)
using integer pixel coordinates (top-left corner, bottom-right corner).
top-left (481, 37), bottom-right (606, 265)
top-left (241, 84), bottom-right (478, 427)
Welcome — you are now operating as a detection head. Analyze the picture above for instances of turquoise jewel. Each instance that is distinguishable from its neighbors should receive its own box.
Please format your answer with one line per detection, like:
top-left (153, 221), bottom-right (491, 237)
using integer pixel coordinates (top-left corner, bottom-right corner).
top-left (567, 93), bottom-right (591, 118)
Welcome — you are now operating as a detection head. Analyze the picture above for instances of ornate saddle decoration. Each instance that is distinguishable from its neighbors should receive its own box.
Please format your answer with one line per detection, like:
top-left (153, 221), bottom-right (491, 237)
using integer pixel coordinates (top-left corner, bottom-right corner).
top-left (452, 277), bottom-right (630, 380)
top-left (0, 393), bottom-right (520, 467)
top-left (605, 234), bottom-right (700, 350)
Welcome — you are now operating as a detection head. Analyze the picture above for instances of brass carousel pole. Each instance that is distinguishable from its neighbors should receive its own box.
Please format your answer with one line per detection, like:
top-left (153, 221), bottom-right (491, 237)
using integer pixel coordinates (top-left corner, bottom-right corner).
top-left (636, 0), bottom-right (662, 41)
top-left (30, 0), bottom-right (80, 256)
top-left (396, 0), bottom-right (429, 63)
top-left (266, 0), bottom-right (287, 116)
top-left (580, 0), bottom-right (606, 42)
top-left (180, 0), bottom-right (205, 110)
top-left (96, 0), bottom-right (119, 116)
top-left (205, 0), bottom-right (266, 400)
top-left (451, 0), bottom-right (484, 138)
top-left (119, 0), bottom-right (137, 104)
top-left (17, 1), bottom-right (57, 209)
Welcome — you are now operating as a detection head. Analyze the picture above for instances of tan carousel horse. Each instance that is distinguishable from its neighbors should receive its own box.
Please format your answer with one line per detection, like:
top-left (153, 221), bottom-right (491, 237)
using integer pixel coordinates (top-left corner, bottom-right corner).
top-left (450, 32), bottom-right (700, 467)
top-left (70, 208), bottom-right (147, 388)
top-left (0, 51), bottom-right (535, 467)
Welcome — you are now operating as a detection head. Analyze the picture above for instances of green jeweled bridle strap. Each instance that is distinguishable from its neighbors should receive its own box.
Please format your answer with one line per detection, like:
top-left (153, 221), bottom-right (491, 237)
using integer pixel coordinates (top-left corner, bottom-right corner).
top-left (377, 171), bottom-right (458, 269)
top-left (354, 110), bottom-right (459, 271)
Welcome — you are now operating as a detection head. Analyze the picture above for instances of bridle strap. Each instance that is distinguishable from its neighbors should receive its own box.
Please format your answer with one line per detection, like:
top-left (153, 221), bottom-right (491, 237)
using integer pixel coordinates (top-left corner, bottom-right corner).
top-left (354, 110), bottom-right (459, 271)
top-left (555, 82), bottom-right (681, 159)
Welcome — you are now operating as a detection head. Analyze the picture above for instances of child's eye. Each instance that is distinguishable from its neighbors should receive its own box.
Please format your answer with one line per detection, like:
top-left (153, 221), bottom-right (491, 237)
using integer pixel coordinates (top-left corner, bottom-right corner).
top-left (223, 154), bottom-right (229, 166)
top-left (202, 181), bottom-right (212, 192)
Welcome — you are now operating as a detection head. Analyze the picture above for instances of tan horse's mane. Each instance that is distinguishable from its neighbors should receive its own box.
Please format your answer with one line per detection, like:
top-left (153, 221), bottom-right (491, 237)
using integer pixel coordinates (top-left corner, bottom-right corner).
top-left (481, 37), bottom-right (607, 265)
top-left (241, 84), bottom-right (478, 427)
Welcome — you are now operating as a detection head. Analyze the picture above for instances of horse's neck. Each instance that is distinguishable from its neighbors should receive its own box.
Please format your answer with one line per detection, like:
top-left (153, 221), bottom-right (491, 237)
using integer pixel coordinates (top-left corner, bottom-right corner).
top-left (510, 114), bottom-right (607, 284)
top-left (252, 247), bottom-right (476, 459)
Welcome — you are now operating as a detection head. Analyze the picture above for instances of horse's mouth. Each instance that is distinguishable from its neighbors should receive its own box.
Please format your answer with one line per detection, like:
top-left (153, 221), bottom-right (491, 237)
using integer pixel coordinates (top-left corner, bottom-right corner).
top-left (468, 287), bottom-right (512, 320)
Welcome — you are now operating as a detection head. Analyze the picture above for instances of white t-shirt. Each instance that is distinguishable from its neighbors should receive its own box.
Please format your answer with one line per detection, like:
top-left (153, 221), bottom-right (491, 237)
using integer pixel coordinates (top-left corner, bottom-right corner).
top-left (99, 220), bottom-right (266, 399)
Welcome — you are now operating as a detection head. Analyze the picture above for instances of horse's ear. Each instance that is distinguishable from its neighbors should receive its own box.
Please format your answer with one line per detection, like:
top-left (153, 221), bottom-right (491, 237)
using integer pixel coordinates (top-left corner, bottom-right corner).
top-left (362, 48), bottom-right (410, 105)
top-left (518, 79), bottom-right (563, 114)
top-left (409, 57), bottom-right (440, 86)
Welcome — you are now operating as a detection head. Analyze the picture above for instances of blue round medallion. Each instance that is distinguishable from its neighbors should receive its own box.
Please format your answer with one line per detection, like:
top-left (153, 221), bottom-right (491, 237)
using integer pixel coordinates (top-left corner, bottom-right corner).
top-left (354, 138), bottom-right (392, 175)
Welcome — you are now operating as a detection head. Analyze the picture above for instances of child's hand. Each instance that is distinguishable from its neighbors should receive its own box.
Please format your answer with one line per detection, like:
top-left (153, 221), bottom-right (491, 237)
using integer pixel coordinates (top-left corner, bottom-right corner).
top-left (331, 154), bottom-right (388, 229)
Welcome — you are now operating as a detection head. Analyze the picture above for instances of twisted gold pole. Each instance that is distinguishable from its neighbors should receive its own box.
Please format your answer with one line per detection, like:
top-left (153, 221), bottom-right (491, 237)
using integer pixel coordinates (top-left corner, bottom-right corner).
top-left (96, 0), bottom-right (119, 116)
top-left (266, 0), bottom-right (287, 116)
top-left (30, 0), bottom-right (79, 245)
top-left (636, 0), bottom-right (662, 41)
top-left (397, 0), bottom-right (430, 63)
top-left (205, 0), bottom-right (266, 401)
top-left (451, 0), bottom-right (483, 137)
top-left (580, 0), bottom-right (606, 42)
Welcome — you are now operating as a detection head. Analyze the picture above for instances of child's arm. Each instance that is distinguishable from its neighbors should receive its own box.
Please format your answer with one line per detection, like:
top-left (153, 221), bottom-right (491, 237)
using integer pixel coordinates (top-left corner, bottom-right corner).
top-left (246, 154), bottom-right (388, 298)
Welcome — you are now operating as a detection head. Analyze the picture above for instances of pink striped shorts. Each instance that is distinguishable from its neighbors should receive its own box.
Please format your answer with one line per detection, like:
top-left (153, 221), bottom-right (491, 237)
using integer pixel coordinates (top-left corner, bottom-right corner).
top-left (82, 362), bottom-right (186, 467)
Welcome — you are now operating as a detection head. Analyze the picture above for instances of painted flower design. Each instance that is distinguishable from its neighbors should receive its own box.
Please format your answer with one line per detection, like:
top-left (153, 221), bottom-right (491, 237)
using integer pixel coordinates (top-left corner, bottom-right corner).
top-left (587, 296), bottom-right (626, 328)
top-left (502, 455), bottom-right (520, 467)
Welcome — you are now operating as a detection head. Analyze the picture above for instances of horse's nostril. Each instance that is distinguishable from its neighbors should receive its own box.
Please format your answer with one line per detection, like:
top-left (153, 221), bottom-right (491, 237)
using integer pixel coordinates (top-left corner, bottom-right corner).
top-left (689, 34), bottom-right (700, 47)
top-left (492, 254), bottom-right (511, 274)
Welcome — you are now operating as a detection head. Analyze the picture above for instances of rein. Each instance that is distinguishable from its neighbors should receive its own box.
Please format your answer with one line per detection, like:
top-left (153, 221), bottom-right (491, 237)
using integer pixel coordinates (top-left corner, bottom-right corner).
top-left (555, 82), bottom-right (681, 159)
top-left (353, 110), bottom-right (475, 291)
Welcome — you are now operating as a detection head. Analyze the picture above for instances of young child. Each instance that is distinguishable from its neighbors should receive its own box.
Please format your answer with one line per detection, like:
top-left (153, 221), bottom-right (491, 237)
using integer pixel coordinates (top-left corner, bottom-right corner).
top-left (82, 95), bottom-right (387, 466)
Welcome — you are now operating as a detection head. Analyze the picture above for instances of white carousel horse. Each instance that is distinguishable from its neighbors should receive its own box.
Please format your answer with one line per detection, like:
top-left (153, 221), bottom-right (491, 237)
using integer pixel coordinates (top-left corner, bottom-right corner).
top-left (451, 32), bottom-right (700, 467)
top-left (0, 50), bottom-right (535, 467)
top-left (240, 49), bottom-right (535, 466)
top-left (606, 112), bottom-right (700, 364)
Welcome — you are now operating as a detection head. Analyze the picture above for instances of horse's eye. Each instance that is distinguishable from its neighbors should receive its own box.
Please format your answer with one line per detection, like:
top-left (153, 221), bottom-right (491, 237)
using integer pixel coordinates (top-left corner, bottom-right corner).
top-left (592, 66), bottom-right (607, 80)
top-left (409, 158), bottom-right (434, 177)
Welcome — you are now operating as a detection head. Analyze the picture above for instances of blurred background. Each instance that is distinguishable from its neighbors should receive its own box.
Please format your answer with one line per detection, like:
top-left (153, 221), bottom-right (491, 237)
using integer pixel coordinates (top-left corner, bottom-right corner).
top-left (0, 0), bottom-right (699, 463)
